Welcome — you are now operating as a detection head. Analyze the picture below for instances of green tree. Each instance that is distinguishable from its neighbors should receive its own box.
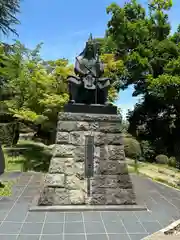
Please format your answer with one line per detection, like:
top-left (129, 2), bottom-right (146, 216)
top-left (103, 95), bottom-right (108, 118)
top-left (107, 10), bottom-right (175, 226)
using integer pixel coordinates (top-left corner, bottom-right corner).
top-left (105, 0), bottom-right (180, 169)
top-left (0, 0), bottom-right (21, 173)
top-left (100, 53), bottom-right (125, 102)
top-left (0, 0), bottom-right (20, 36)
top-left (0, 41), bottom-right (71, 144)
top-left (96, 37), bottom-right (117, 54)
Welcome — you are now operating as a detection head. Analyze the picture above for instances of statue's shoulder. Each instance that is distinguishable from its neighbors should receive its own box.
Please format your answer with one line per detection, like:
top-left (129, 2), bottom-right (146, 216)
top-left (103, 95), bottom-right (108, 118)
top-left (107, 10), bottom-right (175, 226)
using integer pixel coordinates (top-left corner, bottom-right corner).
top-left (76, 55), bottom-right (83, 61)
top-left (76, 56), bottom-right (84, 65)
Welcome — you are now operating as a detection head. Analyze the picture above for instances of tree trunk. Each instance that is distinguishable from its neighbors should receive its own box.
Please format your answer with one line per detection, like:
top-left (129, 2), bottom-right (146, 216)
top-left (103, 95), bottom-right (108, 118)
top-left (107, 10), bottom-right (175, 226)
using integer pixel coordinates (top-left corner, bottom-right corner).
top-left (174, 141), bottom-right (180, 171)
top-left (0, 144), bottom-right (5, 186)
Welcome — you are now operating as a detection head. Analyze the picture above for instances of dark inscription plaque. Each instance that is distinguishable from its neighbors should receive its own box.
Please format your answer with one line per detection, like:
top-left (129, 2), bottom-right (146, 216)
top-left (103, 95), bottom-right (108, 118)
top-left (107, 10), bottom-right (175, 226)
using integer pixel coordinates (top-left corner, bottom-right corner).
top-left (85, 135), bottom-right (94, 196)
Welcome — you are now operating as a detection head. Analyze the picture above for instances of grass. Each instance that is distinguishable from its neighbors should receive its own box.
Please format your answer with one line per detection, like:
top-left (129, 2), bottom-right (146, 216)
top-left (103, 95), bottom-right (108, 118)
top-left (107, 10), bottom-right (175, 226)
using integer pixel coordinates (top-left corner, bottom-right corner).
top-left (0, 147), bottom-right (22, 197)
top-left (3, 140), bottom-right (52, 173)
top-left (0, 181), bottom-right (14, 196)
top-left (127, 158), bottom-right (180, 190)
top-left (1, 140), bottom-right (52, 196)
top-left (4, 152), bottom-right (24, 172)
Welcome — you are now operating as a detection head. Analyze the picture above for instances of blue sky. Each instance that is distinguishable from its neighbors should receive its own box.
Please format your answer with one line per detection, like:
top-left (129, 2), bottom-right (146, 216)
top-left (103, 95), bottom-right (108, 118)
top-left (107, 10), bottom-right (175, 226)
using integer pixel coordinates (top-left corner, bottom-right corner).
top-left (1, 0), bottom-right (180, 118)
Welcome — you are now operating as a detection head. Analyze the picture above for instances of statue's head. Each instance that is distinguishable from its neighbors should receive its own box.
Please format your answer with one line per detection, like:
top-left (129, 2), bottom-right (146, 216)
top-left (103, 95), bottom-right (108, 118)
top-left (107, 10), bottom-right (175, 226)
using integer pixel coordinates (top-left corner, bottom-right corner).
top-left (79, 34), bottom-right (96, 59)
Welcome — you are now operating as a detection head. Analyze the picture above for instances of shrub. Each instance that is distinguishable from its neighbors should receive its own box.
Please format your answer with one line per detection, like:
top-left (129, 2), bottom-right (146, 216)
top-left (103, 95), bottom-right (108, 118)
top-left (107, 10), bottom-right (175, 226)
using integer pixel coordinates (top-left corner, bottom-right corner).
top-left (124, 136), bottom-right (141, 159)
top-left (0, 123), bottom-right (14, 146)
top-left (168, 157), bottom-right (176, 168)
top-left (155, 154), bottom-right (168, 164)
top-left (140, 140), bottom-right (155, 162)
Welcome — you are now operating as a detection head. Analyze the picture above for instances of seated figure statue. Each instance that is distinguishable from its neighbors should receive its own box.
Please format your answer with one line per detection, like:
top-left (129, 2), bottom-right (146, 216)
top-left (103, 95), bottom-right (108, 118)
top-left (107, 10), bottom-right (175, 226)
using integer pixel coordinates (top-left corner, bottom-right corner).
top-left (67, 34), bottom-right (112, 105)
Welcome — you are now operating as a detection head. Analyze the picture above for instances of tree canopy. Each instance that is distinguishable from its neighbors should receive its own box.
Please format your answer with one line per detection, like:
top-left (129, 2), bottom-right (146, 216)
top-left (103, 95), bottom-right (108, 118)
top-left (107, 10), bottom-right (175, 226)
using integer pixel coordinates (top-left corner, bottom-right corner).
top-left (0, 0), bottom-right (20, 36)
top-left (104, 0), bottom-right (180, 167)
top-left (0, 41), bottom-right (73, 142)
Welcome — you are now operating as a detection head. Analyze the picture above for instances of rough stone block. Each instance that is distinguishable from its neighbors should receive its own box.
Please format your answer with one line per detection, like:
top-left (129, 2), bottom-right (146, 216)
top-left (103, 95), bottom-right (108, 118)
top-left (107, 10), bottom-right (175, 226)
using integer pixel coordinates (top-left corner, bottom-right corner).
top-left (94, 161), bottom-right (128, 175)
top-left (90, 132), bottom-right (123, 147)
top-left (94, 132), bottom-right (105, 146)
top-left (69, 131), bottom-right (85, 145)
top-left (38, 187), bottom-right (55, 206)
top-left (76, 121), bottom-right (100, 131)
top-left (57, 121), bottom-right (99, 132)
top-left (53, 145), bottom-right (75, 157)
top-left (93, 133), bottom-right (123, 146)
top-left (54, 188), bottom-right (70, 204)
top-left (73, 146), bottom-right (85, 162)
top-left (58, 112), bottom-right (121, 122)
top-left (103, 145), bottom-right (125, 161)
top-left (91, 187), bottom-right (106, 195)
top-left (49, 157), bottom-right (65, 174)
top-left (76, 121), bottom-right (89, 131)
top-left (99, 122), bottom-right (121, 133)
top-left (64, 158), bottom-right (75, 176)
top-left (49, 157), bottom-right (75, 176)
top-left (56, 132), bottom-right (70, 144)
top-left (88, 122), bottom-right (99, 131)
top-left (106, 189), bottom-right (136, 205)
top-left (38, 188), bottom-right (69, 206)
top-left (69, 190), bottom-right (85, 204)
top-left (89, 194), bottom-right (106, 205)
top-left (66, 175), bottom-right (84, 190)
top-left (74, 162), bottom-right (85, 180)
top-left (104, 133), bottom-right (123, 145)
top-left (116, 175), bottom-right (134, 188)
top-left (91, 175), bottom-right (133, 189)
top-left (69, 131), bottom-right (105, 146)
top-left (57, 121), bottom-right (78, 132)
top-left (45, 174), bottom-right (65, 187)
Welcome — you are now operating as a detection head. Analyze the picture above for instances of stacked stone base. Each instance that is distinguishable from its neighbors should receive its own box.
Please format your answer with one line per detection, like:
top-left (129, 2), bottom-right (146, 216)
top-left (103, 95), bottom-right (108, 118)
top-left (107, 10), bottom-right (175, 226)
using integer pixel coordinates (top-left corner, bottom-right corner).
top-left (37, 112), bottom-right (136, 206)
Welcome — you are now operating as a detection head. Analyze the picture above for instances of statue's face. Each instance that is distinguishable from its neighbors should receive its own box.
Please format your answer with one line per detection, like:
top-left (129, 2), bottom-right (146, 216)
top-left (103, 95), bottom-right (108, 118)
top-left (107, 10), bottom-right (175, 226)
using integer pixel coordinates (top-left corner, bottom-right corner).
top-left (86, 43), bottom-right (94, 57)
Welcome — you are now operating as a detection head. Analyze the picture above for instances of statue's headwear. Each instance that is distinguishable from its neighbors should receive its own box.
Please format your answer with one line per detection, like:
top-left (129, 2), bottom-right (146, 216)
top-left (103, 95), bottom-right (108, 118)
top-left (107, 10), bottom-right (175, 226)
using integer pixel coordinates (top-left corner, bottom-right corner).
top-left (79, 33), bottom-right (96, 58)
top-left (87, 33), bottom-right (94, 44)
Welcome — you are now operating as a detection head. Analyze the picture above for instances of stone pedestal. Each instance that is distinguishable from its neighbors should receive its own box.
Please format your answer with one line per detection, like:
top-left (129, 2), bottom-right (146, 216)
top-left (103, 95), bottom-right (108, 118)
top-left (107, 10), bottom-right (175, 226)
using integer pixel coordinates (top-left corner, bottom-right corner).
top-left (37, 111), bottom-right (136, 206)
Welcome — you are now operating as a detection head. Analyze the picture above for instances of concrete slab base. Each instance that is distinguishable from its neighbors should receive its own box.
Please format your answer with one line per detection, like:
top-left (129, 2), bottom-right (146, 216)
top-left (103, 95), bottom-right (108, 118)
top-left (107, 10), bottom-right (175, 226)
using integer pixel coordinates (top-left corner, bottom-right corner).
top-left (29, 204), bottom-right (147, 212)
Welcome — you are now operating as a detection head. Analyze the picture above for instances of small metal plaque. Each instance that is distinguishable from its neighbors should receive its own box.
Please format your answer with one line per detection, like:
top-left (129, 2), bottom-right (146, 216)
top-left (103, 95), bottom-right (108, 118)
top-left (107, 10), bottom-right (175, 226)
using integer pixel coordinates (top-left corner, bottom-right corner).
top-left (85, 135), bottom-right (94, 178)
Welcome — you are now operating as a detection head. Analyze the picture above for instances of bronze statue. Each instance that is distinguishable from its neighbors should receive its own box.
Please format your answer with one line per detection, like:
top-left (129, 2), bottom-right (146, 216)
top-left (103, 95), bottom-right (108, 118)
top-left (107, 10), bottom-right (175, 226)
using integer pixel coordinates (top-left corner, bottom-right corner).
top-left (67, 34), bottom-right (112, 105)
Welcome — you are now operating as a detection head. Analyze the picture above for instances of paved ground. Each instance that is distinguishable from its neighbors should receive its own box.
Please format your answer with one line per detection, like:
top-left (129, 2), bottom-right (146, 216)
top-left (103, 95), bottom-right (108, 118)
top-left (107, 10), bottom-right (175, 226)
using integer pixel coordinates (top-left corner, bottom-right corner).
top-left (0, 172), bottom-right (180, 240)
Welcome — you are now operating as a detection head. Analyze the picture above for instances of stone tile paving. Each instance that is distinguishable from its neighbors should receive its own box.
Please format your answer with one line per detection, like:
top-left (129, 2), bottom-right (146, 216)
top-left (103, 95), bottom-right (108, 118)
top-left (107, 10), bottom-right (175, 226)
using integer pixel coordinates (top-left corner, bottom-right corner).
top-left (0, 172), bottom-right (179, 239)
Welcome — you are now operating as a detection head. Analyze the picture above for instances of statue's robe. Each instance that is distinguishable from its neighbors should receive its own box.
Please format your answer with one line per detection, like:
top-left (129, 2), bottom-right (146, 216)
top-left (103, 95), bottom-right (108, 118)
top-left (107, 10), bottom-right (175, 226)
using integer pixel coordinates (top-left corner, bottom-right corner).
top-left (68, 56), bottom-right (111, 90)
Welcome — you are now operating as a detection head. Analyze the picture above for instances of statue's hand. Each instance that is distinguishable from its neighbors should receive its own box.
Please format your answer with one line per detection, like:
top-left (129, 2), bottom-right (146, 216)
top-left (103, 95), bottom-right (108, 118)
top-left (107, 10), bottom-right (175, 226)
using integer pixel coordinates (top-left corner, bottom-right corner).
top-left (85, 72), bottom-right (93, 77)
top-left (88, 71), bottom-right (96, 78)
